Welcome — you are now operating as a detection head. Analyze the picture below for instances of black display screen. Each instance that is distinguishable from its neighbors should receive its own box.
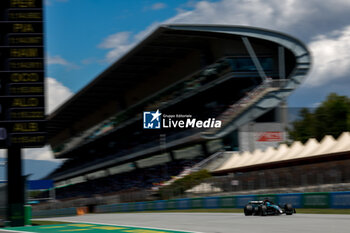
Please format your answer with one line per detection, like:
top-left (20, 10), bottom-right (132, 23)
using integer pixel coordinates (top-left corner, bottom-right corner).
top-left (0, 0), bottom-right (45, 148)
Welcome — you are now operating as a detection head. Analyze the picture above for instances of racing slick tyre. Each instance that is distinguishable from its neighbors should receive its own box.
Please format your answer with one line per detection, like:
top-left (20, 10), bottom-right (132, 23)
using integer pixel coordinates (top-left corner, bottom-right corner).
top-left (244, 204), bottom-right (253, 216)
top-left (285, 204), bottom-right (293, 215)
top-left (259, 205), bottom-right (267, 216)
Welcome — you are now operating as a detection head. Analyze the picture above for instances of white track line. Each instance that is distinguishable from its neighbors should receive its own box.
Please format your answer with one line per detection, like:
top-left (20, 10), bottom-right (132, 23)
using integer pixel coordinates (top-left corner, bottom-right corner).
top-left (0, 229), bottom-right (35, 233)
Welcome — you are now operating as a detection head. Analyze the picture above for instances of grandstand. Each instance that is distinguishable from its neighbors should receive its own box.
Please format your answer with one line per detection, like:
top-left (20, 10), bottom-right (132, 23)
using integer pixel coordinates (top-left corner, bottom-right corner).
top-left (187, 132), bottom-right (350, 195)
top-left (45, 25), bottom-right (311, 202)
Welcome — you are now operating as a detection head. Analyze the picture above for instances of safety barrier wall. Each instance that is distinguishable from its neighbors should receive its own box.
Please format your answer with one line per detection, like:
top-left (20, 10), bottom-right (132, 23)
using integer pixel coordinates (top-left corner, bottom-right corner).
top-left (94, 191), bottom-right (350, 213)
top-left (32, 207), bottom-right (77, 218)
top-left (32, 191), bottom-right (350, 217)
top-left (329, 192), bottom-right (350, 209)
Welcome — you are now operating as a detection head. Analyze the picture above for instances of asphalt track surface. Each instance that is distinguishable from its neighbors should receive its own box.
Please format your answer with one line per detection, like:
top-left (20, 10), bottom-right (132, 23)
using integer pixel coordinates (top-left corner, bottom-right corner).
top-left (7, 212), bottom-right (346, 233)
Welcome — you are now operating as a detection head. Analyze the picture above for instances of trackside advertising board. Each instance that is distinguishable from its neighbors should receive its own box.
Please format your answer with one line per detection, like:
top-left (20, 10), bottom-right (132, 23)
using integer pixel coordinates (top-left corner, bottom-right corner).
top-left (88, 192), bottom-right (350, 216)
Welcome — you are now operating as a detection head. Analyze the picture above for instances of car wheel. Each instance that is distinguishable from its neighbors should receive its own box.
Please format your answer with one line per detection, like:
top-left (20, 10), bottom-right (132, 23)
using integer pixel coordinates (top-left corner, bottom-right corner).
top-left (260, 205), bottom-right (267, 216)
top-left (244, 204), bottom-right (253, 216)
top-left (285, 204), bottom-right (293, 215)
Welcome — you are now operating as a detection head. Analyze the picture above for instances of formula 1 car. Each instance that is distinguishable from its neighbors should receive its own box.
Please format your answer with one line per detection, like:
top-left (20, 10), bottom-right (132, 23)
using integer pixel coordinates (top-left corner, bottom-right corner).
top-left (244, 199), bottom-right (296, 216)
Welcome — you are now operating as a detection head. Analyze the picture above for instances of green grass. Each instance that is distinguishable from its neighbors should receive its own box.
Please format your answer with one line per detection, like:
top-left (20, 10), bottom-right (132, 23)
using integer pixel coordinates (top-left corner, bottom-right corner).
top-left (295, 209), bottom-right (350, 214)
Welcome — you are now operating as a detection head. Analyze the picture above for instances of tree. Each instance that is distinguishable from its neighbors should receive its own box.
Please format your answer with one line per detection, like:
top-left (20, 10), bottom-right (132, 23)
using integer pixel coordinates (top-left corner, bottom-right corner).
top-left (289, 93), bottom-right (350, 143)
top-left (158, 170), bottom-right (212, 199)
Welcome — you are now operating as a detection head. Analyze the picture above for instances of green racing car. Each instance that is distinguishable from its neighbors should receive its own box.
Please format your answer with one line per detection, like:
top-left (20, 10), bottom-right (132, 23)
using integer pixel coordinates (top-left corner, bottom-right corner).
top-left (244, 199), bottom-right (296, 216)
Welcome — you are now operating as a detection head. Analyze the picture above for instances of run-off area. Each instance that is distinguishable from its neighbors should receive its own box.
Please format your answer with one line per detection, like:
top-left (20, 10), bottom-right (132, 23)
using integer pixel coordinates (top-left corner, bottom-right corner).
top-left (2, 223), bottom-right (192, 233)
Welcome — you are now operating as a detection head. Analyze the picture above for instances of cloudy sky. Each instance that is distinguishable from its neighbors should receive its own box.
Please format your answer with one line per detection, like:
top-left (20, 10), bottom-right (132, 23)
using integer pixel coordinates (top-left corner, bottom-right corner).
top-left (2, 0), bottom-right (350, 165)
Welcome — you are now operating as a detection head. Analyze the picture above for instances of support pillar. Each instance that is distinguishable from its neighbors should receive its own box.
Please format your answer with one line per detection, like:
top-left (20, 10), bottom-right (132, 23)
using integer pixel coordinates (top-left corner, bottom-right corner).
top-left (7, 147), bottom-right (25, 227)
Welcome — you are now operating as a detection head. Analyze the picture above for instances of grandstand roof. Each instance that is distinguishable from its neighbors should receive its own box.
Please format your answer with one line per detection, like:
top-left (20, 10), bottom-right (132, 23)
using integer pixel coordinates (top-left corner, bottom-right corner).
top-left (214, 132), bottom-right (350, 174)
top-left (47, 24), bottom-right (310, 140)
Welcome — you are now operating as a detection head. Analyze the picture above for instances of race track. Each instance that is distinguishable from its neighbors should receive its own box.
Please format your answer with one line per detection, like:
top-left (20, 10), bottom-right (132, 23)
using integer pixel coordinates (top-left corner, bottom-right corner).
top-left (33, 212), bottom-right (350, 233)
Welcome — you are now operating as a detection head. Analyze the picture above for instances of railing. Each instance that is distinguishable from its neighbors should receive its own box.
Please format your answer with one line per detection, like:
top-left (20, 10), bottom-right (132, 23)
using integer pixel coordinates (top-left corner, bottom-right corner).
top-left (202, 79), bottom-right (284, 136)
top-left (191, 151), bottom-right (224, 172)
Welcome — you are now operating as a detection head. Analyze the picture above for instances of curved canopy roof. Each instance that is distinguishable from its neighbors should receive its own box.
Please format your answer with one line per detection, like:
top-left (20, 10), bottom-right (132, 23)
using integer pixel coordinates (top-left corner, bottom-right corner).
top-left (48, 24), bottom-right (310, 139)
top-left (215, 132), bottom-right (350, 174)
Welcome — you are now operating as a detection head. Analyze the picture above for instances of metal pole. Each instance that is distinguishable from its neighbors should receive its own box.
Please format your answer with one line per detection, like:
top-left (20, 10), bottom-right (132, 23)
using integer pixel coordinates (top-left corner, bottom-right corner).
top-left (241, 36), bottom-right (267, 81)
top-left (7, 147), bottom-right (25, 227)
top-left (278, 46), bottom-right (286, 79)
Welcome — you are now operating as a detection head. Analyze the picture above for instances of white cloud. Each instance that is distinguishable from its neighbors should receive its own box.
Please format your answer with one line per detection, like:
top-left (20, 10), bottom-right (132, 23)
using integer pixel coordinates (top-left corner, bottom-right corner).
top-left (0, 144), bottom-right (56, 161)
top-left (143, 2), bottom-right (167, 11)
top-left (100, 0), bottom-right (350, 65)
top-left (47, 55), bottom-right (79, 69)
top-left (304, 25), bottom-right (350, 87)
top-left (81, 57), bottom-right (100, 65)
top-left (46, 77), bottom-right (74, 114)
top-left (134, 22), bottom-right (161, 42)
top-left (167, 0), bottom-right (350, 39)
top-left (151, 3), bottom-right (167, 10)
top-left (98, 31), bottom-right (130, 49)
top-left (23, 146), bottom-right (59, 161)
top-left (47, 55), bottom-right (69, 65)
top-left (160, 0), bottom-right (350, 93)
top-left (0, 146), bottom-right (62, 178)
top-left (98, 32), bottom-right (136, 63)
